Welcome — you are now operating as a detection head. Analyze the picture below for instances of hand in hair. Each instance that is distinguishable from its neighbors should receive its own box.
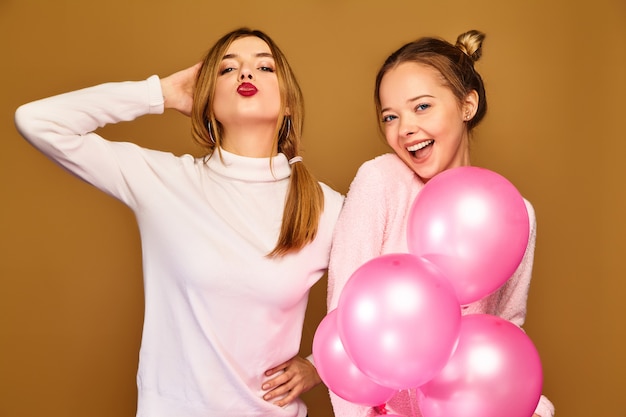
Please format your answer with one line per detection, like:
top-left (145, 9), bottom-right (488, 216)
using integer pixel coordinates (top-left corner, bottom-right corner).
top-left (160, 62), bottom-right (202, 116)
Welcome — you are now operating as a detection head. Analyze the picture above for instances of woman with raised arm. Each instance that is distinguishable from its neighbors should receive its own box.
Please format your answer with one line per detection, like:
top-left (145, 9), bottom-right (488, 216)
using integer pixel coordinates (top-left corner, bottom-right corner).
top-left (15, 28), bottom-right (343, 417)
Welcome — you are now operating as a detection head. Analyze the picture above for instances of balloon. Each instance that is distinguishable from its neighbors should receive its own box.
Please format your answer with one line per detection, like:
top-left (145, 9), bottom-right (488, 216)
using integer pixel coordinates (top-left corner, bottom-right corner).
top-left (312, 309), bottom-right (396, 406)
top-left (417, 314), bottom-right (543, 417)
top-left (337, 253), bottom-right (461, 389)
top-left (407, 166), bottom-right (530, 305)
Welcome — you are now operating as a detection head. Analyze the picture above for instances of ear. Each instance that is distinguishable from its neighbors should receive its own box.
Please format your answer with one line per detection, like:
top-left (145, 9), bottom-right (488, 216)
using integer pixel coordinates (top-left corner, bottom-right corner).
top-left (462, 90), bottom-right (479, 121)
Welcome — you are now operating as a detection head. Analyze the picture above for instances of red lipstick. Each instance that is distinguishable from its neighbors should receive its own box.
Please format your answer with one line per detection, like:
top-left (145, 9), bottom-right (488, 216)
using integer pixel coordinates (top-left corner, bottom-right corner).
top-left (237, 82), bottom-right (258, 97)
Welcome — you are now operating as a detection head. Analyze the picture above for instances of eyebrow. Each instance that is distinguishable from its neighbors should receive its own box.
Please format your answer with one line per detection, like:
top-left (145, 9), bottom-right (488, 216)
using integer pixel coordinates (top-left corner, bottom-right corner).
top-left (222, 52), bottom-right (274, 60)
top-left (381, 94), bottom-right (434, 113)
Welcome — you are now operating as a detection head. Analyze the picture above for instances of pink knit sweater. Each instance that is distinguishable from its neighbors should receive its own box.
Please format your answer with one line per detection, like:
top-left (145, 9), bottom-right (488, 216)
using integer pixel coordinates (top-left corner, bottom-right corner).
top-left (327, 153), bottom-right (554, 417)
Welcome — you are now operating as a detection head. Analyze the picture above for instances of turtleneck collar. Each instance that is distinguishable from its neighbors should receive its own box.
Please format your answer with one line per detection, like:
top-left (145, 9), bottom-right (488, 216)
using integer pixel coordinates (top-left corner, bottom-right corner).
top-left (205, 148), bottom-right (291, 182)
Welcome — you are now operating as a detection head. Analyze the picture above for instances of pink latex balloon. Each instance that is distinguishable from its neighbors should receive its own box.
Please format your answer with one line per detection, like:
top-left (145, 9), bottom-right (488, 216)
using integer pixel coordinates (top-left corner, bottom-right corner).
top-left (337, 253), bottom-right (461, 390)
top-left (312, 309), bottom-right (396, 406)
top-left (417, 314), bottom-right (543, 417)
top-left (407, 166), bottom-right (530, 305)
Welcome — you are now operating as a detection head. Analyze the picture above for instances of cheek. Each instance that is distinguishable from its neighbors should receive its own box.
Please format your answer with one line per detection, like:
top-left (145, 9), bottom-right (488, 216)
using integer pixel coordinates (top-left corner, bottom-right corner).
top-left (213, 84), bottom-right (229, 105)
top-left (269, 82), bottom-right (282, 107)
top-left (385, 134), bottom-right (398, 152)
top-left (442, 121), bottom-right (465, 145)
top-left (383, 125), bottom-right (396, 145)
top-left (438, 112), bottom-right (463, 135)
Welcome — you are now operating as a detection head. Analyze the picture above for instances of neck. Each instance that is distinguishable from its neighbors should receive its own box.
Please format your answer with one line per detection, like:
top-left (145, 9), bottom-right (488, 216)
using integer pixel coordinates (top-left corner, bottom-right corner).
top-left (221, 123), bottom-right (278, 158)
top-left (450, 133), bottom-right (472, 168)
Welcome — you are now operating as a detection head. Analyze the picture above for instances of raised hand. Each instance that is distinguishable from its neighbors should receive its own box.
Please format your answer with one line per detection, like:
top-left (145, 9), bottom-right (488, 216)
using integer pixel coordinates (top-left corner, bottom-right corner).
top-left (160, 62), bottom-right (202, 116)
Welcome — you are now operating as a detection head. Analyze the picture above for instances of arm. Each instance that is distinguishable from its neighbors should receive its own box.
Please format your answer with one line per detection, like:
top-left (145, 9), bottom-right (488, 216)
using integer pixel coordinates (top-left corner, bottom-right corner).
top-left (14, 64), bottom-right (201, 205)
top-left (492, 201), bottom-right (555, 417)
top-left (326, 161), bottom-right (389, 417)
top-left (262, 189), bottom-right (345, 406)
top-left (491, 199), bottom-right (537, 327)
top-left (14, 76), bottom-right (165, 198)
top-left (327, 160), bottom-right (388, 311)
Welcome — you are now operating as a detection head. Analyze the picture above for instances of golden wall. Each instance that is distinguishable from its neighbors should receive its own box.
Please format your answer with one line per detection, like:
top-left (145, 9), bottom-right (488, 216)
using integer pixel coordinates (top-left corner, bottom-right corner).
top-left (1, 1), bottom-right (624, 416)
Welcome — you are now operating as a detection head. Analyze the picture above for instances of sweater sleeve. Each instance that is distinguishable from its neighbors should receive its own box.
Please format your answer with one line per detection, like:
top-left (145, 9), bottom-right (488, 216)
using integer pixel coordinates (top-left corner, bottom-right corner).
top-left (490, 200), bottom-right (555, 417)
top-left (328, 159), bottom-right (388, 311)
top-left (491, 199), bottom-right (537, 327)
top-left (14, 75), bottom-right (165, 204)
top-left (326, 160), bottom-right (388, 417)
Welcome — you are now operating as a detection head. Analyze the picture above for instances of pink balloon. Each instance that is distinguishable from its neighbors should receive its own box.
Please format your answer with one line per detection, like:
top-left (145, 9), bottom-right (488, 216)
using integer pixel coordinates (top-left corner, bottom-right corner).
top-left (337, 253), bottom-right (461, 390)
top-left (407, 166), bottom-right (530, 305)
top-left (312, 309), bottom-right (396, 406)
top-left (417, 314), bottom-right (543, 417)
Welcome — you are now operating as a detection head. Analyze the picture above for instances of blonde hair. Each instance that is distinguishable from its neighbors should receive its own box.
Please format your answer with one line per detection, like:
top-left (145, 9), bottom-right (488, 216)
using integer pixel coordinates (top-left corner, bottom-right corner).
top-left (374, 30), bottom-right (488, 133)
top-left (190, 28), bottom-right (324, 257)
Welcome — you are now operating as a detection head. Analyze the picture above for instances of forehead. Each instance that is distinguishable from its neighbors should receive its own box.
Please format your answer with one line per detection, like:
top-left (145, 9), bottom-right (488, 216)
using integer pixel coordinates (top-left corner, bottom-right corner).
top-left (379, 62), bottom-right (447, 102)
top-left (224, 36), bottom-right (272, 56)
top-left (382, 62), bottom-right (442, 90)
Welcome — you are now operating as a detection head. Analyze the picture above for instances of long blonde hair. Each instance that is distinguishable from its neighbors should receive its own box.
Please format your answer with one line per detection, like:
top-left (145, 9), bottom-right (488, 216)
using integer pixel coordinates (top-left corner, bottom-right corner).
top-left (190, 28), bottom-right (324, 257)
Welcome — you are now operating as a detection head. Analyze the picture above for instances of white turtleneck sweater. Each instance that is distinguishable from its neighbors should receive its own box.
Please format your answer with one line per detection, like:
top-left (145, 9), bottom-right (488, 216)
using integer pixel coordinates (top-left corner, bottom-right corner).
top-left (15, 76), bottom-right (344, 417)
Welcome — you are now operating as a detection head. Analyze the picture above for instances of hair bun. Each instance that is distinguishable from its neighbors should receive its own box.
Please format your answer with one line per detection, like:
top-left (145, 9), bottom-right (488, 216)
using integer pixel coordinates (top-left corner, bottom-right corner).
top-left (455, 30), bottom-right (486, 62)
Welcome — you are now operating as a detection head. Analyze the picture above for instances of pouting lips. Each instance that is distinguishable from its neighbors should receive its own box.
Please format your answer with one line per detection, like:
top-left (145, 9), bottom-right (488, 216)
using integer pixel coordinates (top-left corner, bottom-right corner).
top-left (237, 82), bottom-right (258, 96)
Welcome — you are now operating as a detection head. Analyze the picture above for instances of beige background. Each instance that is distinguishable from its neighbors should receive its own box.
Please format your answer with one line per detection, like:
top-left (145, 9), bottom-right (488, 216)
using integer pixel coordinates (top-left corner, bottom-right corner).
top-left (1, 1), bottom-right (625, 416)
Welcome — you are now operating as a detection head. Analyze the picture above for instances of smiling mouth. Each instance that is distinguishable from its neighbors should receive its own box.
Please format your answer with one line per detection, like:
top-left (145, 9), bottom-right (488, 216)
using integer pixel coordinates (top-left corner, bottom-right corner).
top-left (407, 140), bottom-right (434, 156)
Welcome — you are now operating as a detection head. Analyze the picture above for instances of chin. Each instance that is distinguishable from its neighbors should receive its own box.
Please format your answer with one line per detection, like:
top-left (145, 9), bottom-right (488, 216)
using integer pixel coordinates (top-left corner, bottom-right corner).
top-left (413, 167), bottom-right (437, 183)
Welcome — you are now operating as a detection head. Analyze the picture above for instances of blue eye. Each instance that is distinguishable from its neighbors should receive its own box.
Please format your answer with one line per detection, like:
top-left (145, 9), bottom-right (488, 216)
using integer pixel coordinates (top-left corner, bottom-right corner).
top-left (259, 66), bottom-right (274, 72)
top-left (220, 67), bottom-right (236, 75)
top-left (416, 103), bottom-right (430, 111)
top-left (381, 114), bottom-right (397, 123)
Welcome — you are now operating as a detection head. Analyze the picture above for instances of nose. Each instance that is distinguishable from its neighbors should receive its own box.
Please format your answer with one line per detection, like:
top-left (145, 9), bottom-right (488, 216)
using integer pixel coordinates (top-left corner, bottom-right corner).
top-left (399, 117), bottom-right (418, 138)
top-left (239, 65), bottom-right (254, 81)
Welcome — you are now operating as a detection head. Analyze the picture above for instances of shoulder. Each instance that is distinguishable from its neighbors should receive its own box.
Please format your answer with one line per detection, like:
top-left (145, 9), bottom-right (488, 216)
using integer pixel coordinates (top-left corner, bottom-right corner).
top-left (349, 153), bottom-right (417, 198)
top-left (119, 142), bottom-right (197, 164)
top-left (319, 182), bottom-right (344, 201)
top-left (356, 153), bottom-right (414, 178)
top-left (319, 182), bottom-right (345, 215)
top-left (116, 143), bottom-right (202, 179)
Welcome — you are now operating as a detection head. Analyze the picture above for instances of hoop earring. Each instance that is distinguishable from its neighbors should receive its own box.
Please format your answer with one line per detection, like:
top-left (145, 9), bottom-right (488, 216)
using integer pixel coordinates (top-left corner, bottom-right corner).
top-left (283, 117), bottom-right (291, 140)
top-left (207, 120), bottom-right (216, 144)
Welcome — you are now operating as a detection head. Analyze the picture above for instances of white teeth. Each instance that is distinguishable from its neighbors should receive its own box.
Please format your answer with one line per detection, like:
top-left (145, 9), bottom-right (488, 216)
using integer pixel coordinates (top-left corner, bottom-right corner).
top-left (407, 140), bottom-right (434, 152)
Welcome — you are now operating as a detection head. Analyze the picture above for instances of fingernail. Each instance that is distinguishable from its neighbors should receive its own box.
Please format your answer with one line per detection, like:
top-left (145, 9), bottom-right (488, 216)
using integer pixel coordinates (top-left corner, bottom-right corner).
top-left (262, 383), bottom-right (269, 390)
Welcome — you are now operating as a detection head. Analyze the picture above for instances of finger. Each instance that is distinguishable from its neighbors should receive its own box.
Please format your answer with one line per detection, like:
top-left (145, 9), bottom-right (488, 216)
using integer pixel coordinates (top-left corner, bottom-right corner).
top-left (268, 381), bottom-right (303, 407)
top-left (265, 360), bottom-right (291, 376)
top-left (273, 389), bottom-right (299, 407)
top-left (263, 381), bottom-right (292, 401)
top-left (262, 372), bottom-right (290, 391)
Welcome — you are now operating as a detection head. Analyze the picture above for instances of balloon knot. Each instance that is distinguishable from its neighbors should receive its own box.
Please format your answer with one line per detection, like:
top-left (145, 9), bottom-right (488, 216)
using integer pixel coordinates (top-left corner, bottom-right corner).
top-left (374, 404), bottom-right (388, 414)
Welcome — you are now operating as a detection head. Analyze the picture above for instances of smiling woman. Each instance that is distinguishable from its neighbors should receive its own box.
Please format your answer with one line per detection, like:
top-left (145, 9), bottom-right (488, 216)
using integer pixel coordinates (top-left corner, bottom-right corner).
top-left (326, 30), bottom-right (555, 417)
top-left (14, 27), bottom-right (344, 417)
top-left (378, 61), bottom-right (476, 180)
